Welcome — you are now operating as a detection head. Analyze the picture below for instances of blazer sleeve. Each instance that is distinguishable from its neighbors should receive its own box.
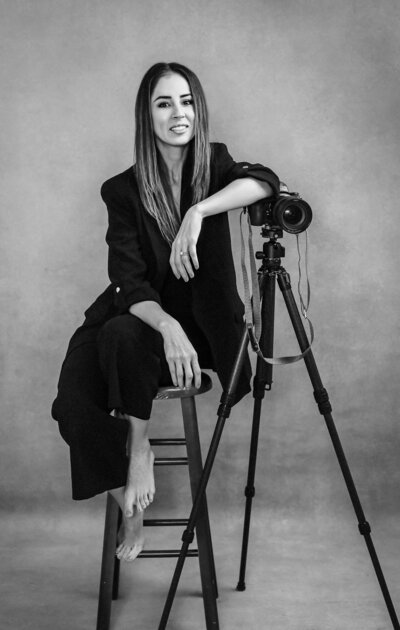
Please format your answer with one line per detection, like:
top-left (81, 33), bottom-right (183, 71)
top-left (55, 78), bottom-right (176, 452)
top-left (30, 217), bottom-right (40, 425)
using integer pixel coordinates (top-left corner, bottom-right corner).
top-left (213, 142), bottom-right (280, 196)
top-left (101, 180), bottom-right (162, 311)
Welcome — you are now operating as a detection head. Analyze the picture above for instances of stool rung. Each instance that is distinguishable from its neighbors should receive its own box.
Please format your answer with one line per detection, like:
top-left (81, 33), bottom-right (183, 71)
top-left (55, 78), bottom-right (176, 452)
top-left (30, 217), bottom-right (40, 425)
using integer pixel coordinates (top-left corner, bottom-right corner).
top-left (154, 457), bottom-right (188, 465)
top-left (138, 549), bottom-right (199, 558)
top-left (144, 518), bottom-right (189, 527)
top-left (150, 438), bottom-right (186, 446)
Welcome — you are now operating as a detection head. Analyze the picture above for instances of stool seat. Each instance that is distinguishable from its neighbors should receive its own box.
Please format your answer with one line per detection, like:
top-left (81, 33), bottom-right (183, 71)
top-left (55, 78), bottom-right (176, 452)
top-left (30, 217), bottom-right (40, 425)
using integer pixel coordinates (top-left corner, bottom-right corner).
top-left (96, 370), bottom-right (219, 630)
top-left (154, 372), bottom-right (212, 400)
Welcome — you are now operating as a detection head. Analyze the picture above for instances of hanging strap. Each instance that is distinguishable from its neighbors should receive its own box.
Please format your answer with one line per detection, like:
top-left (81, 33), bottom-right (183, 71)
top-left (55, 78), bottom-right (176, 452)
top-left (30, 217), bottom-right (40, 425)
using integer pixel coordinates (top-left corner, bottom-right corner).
top-left (240, 210), bottom-right (314, 365)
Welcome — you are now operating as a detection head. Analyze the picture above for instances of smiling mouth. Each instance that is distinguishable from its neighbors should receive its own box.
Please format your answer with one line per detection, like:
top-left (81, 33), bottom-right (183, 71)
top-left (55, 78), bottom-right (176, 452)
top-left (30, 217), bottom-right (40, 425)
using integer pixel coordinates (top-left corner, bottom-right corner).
top-left (170, 124), bottom-right (189, 131)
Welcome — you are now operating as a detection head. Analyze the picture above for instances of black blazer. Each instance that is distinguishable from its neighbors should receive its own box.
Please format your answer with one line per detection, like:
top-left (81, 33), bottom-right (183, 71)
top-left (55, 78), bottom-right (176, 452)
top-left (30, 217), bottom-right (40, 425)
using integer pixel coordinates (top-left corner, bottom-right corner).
top-left (75, 142), bottom-right (279, 400)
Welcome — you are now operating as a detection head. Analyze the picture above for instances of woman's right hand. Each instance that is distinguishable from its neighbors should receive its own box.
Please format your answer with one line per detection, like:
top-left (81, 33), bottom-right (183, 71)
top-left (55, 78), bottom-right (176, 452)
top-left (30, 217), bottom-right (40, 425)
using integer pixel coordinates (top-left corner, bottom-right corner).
top-left (159, 320), bottom-right (201, 389)
top-left (128, 301), bottom-right (202, 389)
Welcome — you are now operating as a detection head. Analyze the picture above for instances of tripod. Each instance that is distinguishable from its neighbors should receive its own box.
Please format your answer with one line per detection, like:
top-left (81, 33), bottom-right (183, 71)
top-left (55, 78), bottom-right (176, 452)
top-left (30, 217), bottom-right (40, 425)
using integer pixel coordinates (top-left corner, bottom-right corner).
top-left (159, 231), bottom-right (399, 630)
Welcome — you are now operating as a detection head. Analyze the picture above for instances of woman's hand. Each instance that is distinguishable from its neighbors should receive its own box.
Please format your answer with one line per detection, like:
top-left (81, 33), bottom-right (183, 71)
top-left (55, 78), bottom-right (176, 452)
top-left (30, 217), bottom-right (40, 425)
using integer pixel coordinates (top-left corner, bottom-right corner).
top-left (159, 320), bottom-right (201, 389)
top-left (170, 205), bottom-right (203, 281)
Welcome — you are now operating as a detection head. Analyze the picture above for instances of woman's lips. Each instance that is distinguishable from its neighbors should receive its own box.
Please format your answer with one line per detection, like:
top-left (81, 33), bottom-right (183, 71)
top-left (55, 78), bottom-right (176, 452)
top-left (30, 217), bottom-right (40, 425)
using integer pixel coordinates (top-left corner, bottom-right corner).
top-left (170, 124), bottom-right (189, 134)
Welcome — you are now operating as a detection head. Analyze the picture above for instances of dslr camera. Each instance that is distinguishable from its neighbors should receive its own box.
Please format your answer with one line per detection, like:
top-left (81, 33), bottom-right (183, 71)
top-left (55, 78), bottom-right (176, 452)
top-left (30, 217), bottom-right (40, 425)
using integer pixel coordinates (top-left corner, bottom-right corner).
top-left (248, 185), bottom-right (312, 235)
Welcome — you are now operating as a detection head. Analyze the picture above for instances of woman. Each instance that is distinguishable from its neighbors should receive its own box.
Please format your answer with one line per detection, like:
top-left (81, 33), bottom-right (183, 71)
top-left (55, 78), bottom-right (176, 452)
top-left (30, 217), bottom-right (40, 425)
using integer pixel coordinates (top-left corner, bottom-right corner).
top-left (52, 62), bottom-right (280, 562)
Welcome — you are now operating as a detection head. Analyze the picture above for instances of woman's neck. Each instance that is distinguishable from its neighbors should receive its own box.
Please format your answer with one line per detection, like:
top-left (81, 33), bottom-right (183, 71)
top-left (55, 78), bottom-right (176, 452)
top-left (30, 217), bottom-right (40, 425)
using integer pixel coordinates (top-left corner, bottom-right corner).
top-left (155, 140), bottom-right (189, 183)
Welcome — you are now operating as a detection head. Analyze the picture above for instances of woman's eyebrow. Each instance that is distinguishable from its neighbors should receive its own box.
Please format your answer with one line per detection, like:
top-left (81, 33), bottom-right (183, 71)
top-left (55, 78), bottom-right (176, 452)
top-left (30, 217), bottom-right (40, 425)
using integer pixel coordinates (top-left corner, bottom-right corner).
top-left (153, 93), bottom-right (192, 102)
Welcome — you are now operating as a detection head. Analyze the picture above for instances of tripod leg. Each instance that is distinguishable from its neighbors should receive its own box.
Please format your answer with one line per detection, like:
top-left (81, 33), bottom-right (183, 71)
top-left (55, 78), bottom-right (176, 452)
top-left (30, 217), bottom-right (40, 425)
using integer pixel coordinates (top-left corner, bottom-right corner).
top-left (277, 271), bottom-right (400, 630)
top-left (158, 328), bottom-right (250, 630)
top-left (237, 273), bottom-right (276, 591)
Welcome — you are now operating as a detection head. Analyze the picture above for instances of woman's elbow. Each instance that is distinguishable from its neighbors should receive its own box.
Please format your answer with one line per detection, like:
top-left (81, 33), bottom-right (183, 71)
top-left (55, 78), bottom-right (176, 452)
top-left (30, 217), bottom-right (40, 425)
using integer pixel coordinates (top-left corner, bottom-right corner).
top-left (246, 177), bottom-right (273, 200)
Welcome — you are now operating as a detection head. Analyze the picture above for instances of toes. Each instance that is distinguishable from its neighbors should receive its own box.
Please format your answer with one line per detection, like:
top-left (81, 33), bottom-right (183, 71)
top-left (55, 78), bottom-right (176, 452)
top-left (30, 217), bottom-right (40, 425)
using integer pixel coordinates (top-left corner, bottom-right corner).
top-left (126, 544), bottom-right (143, 562)
top-left (124, 492), bottom-right (153, 514)
top-left (124, 494), bottom-right (136, 517)
top-left (126, 545), bottom-right (141, 562)
top-left (120, 545), bottom-right (131, 562)
top-left (140, 495), bottom-right (150, 510)
top-left (116, 543), bottom-right (144, 562)
top-left (116, 544), bottom-right (126, 560)
top-left (136, 495), bottom-right (145, 512)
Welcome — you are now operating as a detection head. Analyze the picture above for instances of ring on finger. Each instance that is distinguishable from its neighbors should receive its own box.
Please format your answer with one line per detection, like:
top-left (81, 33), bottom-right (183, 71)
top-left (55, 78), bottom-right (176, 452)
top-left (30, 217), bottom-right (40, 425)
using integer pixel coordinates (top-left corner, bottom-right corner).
top-left (180, 251), bottom-right (189, 257)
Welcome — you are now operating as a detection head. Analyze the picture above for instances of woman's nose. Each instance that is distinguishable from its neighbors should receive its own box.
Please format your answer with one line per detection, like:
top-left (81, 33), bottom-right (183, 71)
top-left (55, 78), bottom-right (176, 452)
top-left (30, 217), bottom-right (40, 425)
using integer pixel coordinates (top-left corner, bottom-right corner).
top-left (172, 104), bottom-right (185, 118)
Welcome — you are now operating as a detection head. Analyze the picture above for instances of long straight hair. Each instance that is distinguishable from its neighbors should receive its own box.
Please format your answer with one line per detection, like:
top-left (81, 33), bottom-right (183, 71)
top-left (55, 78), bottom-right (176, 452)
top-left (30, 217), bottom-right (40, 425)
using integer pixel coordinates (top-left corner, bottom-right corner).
top-left (135, 62), bottom-right (211, 244)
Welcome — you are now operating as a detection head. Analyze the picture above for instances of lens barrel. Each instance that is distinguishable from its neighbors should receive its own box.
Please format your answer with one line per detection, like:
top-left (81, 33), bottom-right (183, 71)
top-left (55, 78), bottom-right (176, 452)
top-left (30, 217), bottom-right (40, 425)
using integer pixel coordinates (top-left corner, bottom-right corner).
top-left (273, 196), bottom-right (312, 234)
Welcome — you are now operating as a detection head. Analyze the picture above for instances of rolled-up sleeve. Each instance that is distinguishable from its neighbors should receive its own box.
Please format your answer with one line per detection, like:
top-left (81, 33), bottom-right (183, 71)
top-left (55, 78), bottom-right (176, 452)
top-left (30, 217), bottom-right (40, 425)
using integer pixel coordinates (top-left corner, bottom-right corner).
top-left (101, 181), bottom-right (161, 311)
top-left (214, 142), bottom-right (280, 196)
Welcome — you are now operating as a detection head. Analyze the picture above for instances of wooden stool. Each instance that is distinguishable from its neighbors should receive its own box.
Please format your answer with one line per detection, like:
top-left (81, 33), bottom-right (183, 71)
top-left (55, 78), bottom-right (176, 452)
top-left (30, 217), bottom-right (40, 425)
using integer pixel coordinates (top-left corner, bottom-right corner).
top-left (96, 372), bottom-right (219, 630)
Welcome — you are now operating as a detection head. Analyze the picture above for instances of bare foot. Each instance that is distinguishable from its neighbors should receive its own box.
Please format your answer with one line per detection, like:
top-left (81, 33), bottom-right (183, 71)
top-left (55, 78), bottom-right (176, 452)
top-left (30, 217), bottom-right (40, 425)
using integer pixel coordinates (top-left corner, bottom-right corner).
top-left (116, 507), bottom-right (145, 562)
top-left (124, 440), bottom-right (155, 515)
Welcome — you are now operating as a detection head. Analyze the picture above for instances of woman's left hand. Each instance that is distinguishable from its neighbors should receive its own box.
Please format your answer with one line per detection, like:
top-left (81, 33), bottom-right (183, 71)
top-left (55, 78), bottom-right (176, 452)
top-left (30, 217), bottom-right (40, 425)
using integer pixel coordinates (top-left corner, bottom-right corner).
top-left (170, 205), bottom-right (203, 281)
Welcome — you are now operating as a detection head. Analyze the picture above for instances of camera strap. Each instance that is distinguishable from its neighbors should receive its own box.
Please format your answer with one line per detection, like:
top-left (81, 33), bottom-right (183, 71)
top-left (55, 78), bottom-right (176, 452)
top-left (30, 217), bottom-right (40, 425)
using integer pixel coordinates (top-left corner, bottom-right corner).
top-left (240, 210), bottom-right (314, 364)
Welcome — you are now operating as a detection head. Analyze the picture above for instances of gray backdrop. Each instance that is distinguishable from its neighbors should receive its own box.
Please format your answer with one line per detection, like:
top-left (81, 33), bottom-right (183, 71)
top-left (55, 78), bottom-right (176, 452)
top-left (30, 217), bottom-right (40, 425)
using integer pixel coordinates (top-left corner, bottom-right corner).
top-left (1, 0), bottom-right (399, 527)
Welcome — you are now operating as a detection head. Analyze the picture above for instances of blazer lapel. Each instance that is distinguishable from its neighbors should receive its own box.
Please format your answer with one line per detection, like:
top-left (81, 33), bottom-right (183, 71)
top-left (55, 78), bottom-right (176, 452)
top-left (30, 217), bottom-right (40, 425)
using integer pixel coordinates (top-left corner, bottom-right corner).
top-left (141, 211), bottom-right (170, 288)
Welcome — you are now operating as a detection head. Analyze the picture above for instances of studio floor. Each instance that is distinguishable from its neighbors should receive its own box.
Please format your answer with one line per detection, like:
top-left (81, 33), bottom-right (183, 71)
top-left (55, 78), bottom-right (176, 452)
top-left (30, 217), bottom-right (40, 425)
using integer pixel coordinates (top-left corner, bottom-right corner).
top-left (1, 501), bottom-right (399, 630)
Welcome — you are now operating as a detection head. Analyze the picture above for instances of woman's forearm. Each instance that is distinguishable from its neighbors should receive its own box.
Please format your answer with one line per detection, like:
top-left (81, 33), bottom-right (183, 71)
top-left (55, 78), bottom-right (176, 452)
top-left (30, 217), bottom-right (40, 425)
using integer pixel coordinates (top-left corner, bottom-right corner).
top-left (169, 177), bottom-right (273, 281)
top-left (195, 177), bottom-right (272, 219)
top-left (129, 301), bottom-right (176, 333)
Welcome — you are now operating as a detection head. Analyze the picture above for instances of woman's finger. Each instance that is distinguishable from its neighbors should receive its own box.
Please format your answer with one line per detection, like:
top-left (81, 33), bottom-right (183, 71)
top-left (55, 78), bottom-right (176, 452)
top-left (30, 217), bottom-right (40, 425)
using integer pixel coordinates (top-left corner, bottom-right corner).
top-left (180, 252), bottom-right (194, 279)
top-left (191, 355), bottom-right (202, 389)
top-left (167, 359), bottom-right (178, 387)
top-left (183, 360), bottom-right (194, 389)
top-left (176, 254), bottom-right (189, 281)
top-left (188, 242), bottom-right (199, 270)
top-left (171, 243), bottom-right (198, 281)
top-left (171, 241), bottom-right (189, 281)
top-left (175, 363), bottom-right (184, 389)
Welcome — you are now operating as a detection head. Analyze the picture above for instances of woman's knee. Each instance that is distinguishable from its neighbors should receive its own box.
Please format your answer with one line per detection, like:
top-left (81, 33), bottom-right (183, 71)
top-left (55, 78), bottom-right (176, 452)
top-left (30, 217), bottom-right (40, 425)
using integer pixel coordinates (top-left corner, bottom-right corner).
top-left (98, 314), bottom-right (154, 347)
top-left (97, 314), bottom-right (163, 370)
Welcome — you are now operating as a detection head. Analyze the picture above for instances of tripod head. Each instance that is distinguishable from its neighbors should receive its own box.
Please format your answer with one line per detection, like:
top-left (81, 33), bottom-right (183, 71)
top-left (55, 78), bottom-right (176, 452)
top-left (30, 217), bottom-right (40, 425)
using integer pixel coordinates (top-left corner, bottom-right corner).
top-left (255, 228), bottom-right (285, 271)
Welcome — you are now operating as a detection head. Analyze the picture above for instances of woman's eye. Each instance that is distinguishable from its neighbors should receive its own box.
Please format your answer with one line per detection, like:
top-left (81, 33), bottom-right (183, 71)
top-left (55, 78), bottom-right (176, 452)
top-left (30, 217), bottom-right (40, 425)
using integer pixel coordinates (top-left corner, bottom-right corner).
top-left (158, 102), bottom-right (170, 108)
top-left (183, 99), bottom-right (193, 106)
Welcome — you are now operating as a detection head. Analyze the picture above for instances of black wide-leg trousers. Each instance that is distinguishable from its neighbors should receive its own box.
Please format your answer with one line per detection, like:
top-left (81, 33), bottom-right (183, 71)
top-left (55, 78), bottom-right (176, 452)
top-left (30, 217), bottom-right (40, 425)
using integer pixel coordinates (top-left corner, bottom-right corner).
top-left (52, 314), bottom-right (173, 500)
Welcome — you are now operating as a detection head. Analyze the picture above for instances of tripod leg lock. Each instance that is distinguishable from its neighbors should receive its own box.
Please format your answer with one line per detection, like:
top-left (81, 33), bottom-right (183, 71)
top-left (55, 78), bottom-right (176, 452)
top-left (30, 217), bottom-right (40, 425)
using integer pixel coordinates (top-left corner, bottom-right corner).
top-left (217, 392), bottom-right (236, 418)
top-left (358, 521), bottom-right (371, 536)
top-left (313, 388), bottom-right (332, 415)
top-left (244, 486), bottom-right (255, 499)
top-left (181, 529), bottom-right (194, 545)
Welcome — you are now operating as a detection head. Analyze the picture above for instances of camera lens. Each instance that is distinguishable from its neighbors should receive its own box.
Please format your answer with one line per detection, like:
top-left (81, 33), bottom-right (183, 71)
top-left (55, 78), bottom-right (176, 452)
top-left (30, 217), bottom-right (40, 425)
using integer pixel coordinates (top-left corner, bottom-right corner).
top-left (274, 197), bottom-right (312, 234)
top-left (283, 204), bottom-right (303, 226)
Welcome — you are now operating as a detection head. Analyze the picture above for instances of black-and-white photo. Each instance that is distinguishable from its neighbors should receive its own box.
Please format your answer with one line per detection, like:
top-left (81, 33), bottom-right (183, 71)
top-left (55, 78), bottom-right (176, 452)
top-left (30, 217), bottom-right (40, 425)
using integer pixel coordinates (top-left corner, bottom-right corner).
top-left (1, 1), bottom-right (399, 629)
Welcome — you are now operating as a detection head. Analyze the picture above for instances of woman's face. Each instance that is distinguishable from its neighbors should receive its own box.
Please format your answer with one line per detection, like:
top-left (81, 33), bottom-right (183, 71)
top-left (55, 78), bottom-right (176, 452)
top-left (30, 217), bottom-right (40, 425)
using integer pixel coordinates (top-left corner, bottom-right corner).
top-left (150, 73), bottom-right (195, 150)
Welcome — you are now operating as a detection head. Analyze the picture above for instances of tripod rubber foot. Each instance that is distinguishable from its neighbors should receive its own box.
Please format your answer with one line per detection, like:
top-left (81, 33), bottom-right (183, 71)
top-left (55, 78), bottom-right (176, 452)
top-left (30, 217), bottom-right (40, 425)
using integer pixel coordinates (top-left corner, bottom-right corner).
top-left (236, 581), bottom-right (246, 591)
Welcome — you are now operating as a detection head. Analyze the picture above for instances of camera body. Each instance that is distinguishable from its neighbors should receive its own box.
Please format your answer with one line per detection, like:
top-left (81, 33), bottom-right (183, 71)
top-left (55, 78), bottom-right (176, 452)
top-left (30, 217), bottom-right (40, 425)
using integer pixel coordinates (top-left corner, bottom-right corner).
top-left (247, 191), bottom-right (312, 234)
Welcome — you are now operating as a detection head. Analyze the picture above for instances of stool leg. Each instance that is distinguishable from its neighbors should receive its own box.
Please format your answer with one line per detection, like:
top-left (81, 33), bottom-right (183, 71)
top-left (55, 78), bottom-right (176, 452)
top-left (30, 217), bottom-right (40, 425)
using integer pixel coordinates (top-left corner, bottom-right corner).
top-left (181, 397), bottom-right (219, 629)
top-left (96, 493), bottom-right (120, 630)
top-left (112, 509), bottom-right (122, 600)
